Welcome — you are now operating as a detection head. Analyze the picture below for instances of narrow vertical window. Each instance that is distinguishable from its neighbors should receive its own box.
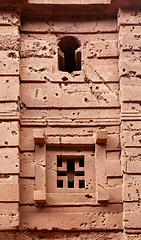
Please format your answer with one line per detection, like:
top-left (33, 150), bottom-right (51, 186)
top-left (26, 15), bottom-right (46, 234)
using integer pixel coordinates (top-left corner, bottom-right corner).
top-left (58, 36), bottom-right (81, 73)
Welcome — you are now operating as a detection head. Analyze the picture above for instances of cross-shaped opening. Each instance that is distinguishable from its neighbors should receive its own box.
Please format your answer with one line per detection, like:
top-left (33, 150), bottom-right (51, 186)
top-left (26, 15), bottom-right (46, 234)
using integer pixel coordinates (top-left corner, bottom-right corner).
top-left (57, 156), bottom-right (85, 188)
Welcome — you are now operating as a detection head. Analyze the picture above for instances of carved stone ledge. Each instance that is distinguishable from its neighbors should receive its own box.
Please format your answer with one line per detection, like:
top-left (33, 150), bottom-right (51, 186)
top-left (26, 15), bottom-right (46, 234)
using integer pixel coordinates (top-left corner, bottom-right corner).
top-left (96, 130), bottom-right (107, 144)
top-left (28, 0), bottom-right (111, 4)
top-left (34, 190), bottom-right (47, 204)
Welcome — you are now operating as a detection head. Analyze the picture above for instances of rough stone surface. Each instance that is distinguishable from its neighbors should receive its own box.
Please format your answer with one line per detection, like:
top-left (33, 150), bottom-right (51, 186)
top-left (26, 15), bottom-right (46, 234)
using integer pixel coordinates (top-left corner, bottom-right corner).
top-left (119, 7), bottom-right (141, 236)
top-left (0, 1), bottom-right (141, 239)
top-left (0, 231), bottom-right (122, 240)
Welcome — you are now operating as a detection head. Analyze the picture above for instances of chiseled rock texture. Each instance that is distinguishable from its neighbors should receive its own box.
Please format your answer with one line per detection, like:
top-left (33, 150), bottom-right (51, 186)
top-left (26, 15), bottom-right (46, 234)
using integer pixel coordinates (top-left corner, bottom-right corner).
top-left (0, 231), bottom-right (123, 239)
top-left (0, 0), bottom-right (140, 239)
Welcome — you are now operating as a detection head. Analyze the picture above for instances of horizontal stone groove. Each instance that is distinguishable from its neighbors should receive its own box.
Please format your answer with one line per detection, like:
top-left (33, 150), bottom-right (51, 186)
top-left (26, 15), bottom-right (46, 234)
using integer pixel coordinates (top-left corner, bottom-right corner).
top-left (20, 202), bottom-right (121, 207)
top-left (20, 80), bottom-right (120, 84)
top-left (20, 106), bottom-right (120, 110)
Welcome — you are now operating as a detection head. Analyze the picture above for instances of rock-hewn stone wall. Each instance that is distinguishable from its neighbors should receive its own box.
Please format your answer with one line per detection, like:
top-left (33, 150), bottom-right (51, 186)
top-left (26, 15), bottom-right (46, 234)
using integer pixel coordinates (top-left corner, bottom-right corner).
top-left (0, 9), bottom-right (20, 230)
top-left (0, 3), bottom-right (140, 240)
top-left (118, 8), bottom-right (141, 239)
top-left (19, 14), bottom-right (122, 232)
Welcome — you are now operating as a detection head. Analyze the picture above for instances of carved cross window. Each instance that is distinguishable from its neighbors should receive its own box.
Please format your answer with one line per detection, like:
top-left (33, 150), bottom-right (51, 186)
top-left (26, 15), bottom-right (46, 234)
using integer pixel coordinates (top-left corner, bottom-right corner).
top-left (57, 156), bottom-right (85, 188)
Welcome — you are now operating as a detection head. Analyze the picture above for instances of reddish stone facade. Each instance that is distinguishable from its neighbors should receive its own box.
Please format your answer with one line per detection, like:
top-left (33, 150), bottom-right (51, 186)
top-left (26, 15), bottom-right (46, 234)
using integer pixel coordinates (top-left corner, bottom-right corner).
top-left (0, 0), bottom-right (141, 239)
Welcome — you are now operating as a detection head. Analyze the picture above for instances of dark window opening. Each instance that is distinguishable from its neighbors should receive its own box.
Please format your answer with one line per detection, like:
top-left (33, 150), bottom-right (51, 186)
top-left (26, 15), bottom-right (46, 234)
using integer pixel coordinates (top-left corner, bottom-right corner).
top-left (79, 180), bottom-right (85, 188)
top-left (75, 171), bottom-right (85, 176)
top-left (57, 172), bottom-right (65, 176)
top-left (57, 180), bottom-right (63, 188)
top-left (68, 180), bottom-right (74, 188)
top-left (58, 36), bottom-right (81, 73)
top-left (57, 157), bottom-right (62, 167)
top-left (67, 159), bottom-right (75, 171)
top-left (79, 157), bottom-right (84, 167)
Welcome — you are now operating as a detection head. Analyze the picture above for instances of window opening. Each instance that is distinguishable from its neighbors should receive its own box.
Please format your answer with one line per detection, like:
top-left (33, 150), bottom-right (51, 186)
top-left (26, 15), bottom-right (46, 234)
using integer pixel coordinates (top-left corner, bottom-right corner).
top-left (79, 180), bottom-right (85, 188)
top-left (57, 156), bottom-right (85, 188)
top-left (79, 157), bottom-right (84, 167)
top-left (57, 179), bottom-right (63, 188)
top-left (57, 157), bottom-right (62, 167)
top-left (58, 36), bottom-right (81, 73)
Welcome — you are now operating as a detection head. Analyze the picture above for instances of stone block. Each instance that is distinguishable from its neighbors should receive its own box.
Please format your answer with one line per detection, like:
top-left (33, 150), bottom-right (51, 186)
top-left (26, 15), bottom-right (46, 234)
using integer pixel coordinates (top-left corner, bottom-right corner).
top-left (20, 58), bottom-right (53, 81)
top-left (83, 58), bottom-right (118, 71)
top-left (119, 32), bottom-right (141, 51)
top-left (21, 17), bottom-right (117, 33)
top-left (0, 11), bottom-right (20, 26)
top-left (0, 148), bottom-right (19, 174)
top-left (0, 182), bottom-right (19, 202)
top-left (96, 130), bottom-right (107, 144)
top-left (0, 51), bottom-right (19, 75)
top-left (57, 18), bottom-right (117, 33)
top-left (121, 102), bottom-right (141, 116)
top-left (121, 131), bottom-right (141, 148)
top-left (108, 186), bottom-right (122, 203)
top-left (21, 82), bottom-right (119, 108)
top-left (28, 0), bottom-right (111, 4)
top-left (46, 193), bottom-right (96, 204)
top-left (106, 133), bottom-right (120, 151)
top-left (20, 178), bottom-right (35, 204)
top-left (124, 211), bottom-right (141, 229)
top-left (20, 127), bottom-right (34, 151)
top-left (0, 76), bottom-right (19, 101)
top-left (119, 51), bottom-right (141, 77)
top-left (127, 161), bottom-right (141, 174)
top-left (123, 155), bottom-right (141, 164)
top-left (85, 40), bottom-right (118, 59)
top-left (125, 202), bottom-right (141, 213)
top-left (106, 161), bottom-right (122, 177)
top-left (46, 136), bottom-right (60, 146)
top-left (0, 203), bottom-right (19, 230)
top-left (61, 136), bottom-right (94, 146)
top-left (33, 129), bottom-right (45, 143)
top-left (106, 151), bottom-right (120, 161)
top-left (34, 190), bottom-right (47, 204)
top-left (119, 25), bottom-right (141, 34)
top-left (120, 77), bottom-right (141, 87)
top-left (0, 175), bottom-right (18, 183)
top-left (107, 177), bottom-right (122, 187)
top-left (21, 39), bottom-right (57, 58)
top-left (124, 234), bottom-right (141, 240)
top-left (84, 64), bottom-right (119, 83)
top-left (121, 86), bottom-right (141, 102)
top-left (97, 189), bottom-right (109, 203)
top-left (95, 143), bottom-right (107, 199)
top-left (123, 183), bottom-right (141, 201)
top-left (0, 102), bottom-right (19, 115)
top-left (0, 27), bottom-right (19, 51)
top-left (124, 148), bottom-right (141, 158)
top-left (20, 152), bottom-right (35, 177)
top-left (0, 121), bottom-right (19, 147)
top-left (124, 174), bottom-right (141, 184)
top-left (35, 144), bottom-right (46, 190)
top-left (118, 9), bottom-right (141, 27)
top-left (0, 232), bottom-right (123, 240)
top-left (20, 204), bottom-right (122, 230)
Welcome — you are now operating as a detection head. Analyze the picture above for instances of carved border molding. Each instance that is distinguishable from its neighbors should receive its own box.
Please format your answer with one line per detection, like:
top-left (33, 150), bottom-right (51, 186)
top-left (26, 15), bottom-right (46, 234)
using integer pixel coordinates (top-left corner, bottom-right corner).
top-left (28, 0), bottom-right (111, 5)
top-left (33, 129), bottom-right (47, 205)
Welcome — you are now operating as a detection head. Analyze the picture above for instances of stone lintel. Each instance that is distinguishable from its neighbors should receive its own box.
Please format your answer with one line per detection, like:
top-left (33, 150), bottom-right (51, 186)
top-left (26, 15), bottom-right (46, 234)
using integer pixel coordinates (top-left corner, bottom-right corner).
top-left (28, 0), bottom-right (111, 4)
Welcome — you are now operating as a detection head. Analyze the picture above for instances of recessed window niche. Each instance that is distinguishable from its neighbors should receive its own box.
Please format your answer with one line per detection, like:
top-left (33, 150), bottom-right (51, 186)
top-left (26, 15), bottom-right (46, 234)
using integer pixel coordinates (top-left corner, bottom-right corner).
top-left (58, 36), bottom-right (81, 73)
